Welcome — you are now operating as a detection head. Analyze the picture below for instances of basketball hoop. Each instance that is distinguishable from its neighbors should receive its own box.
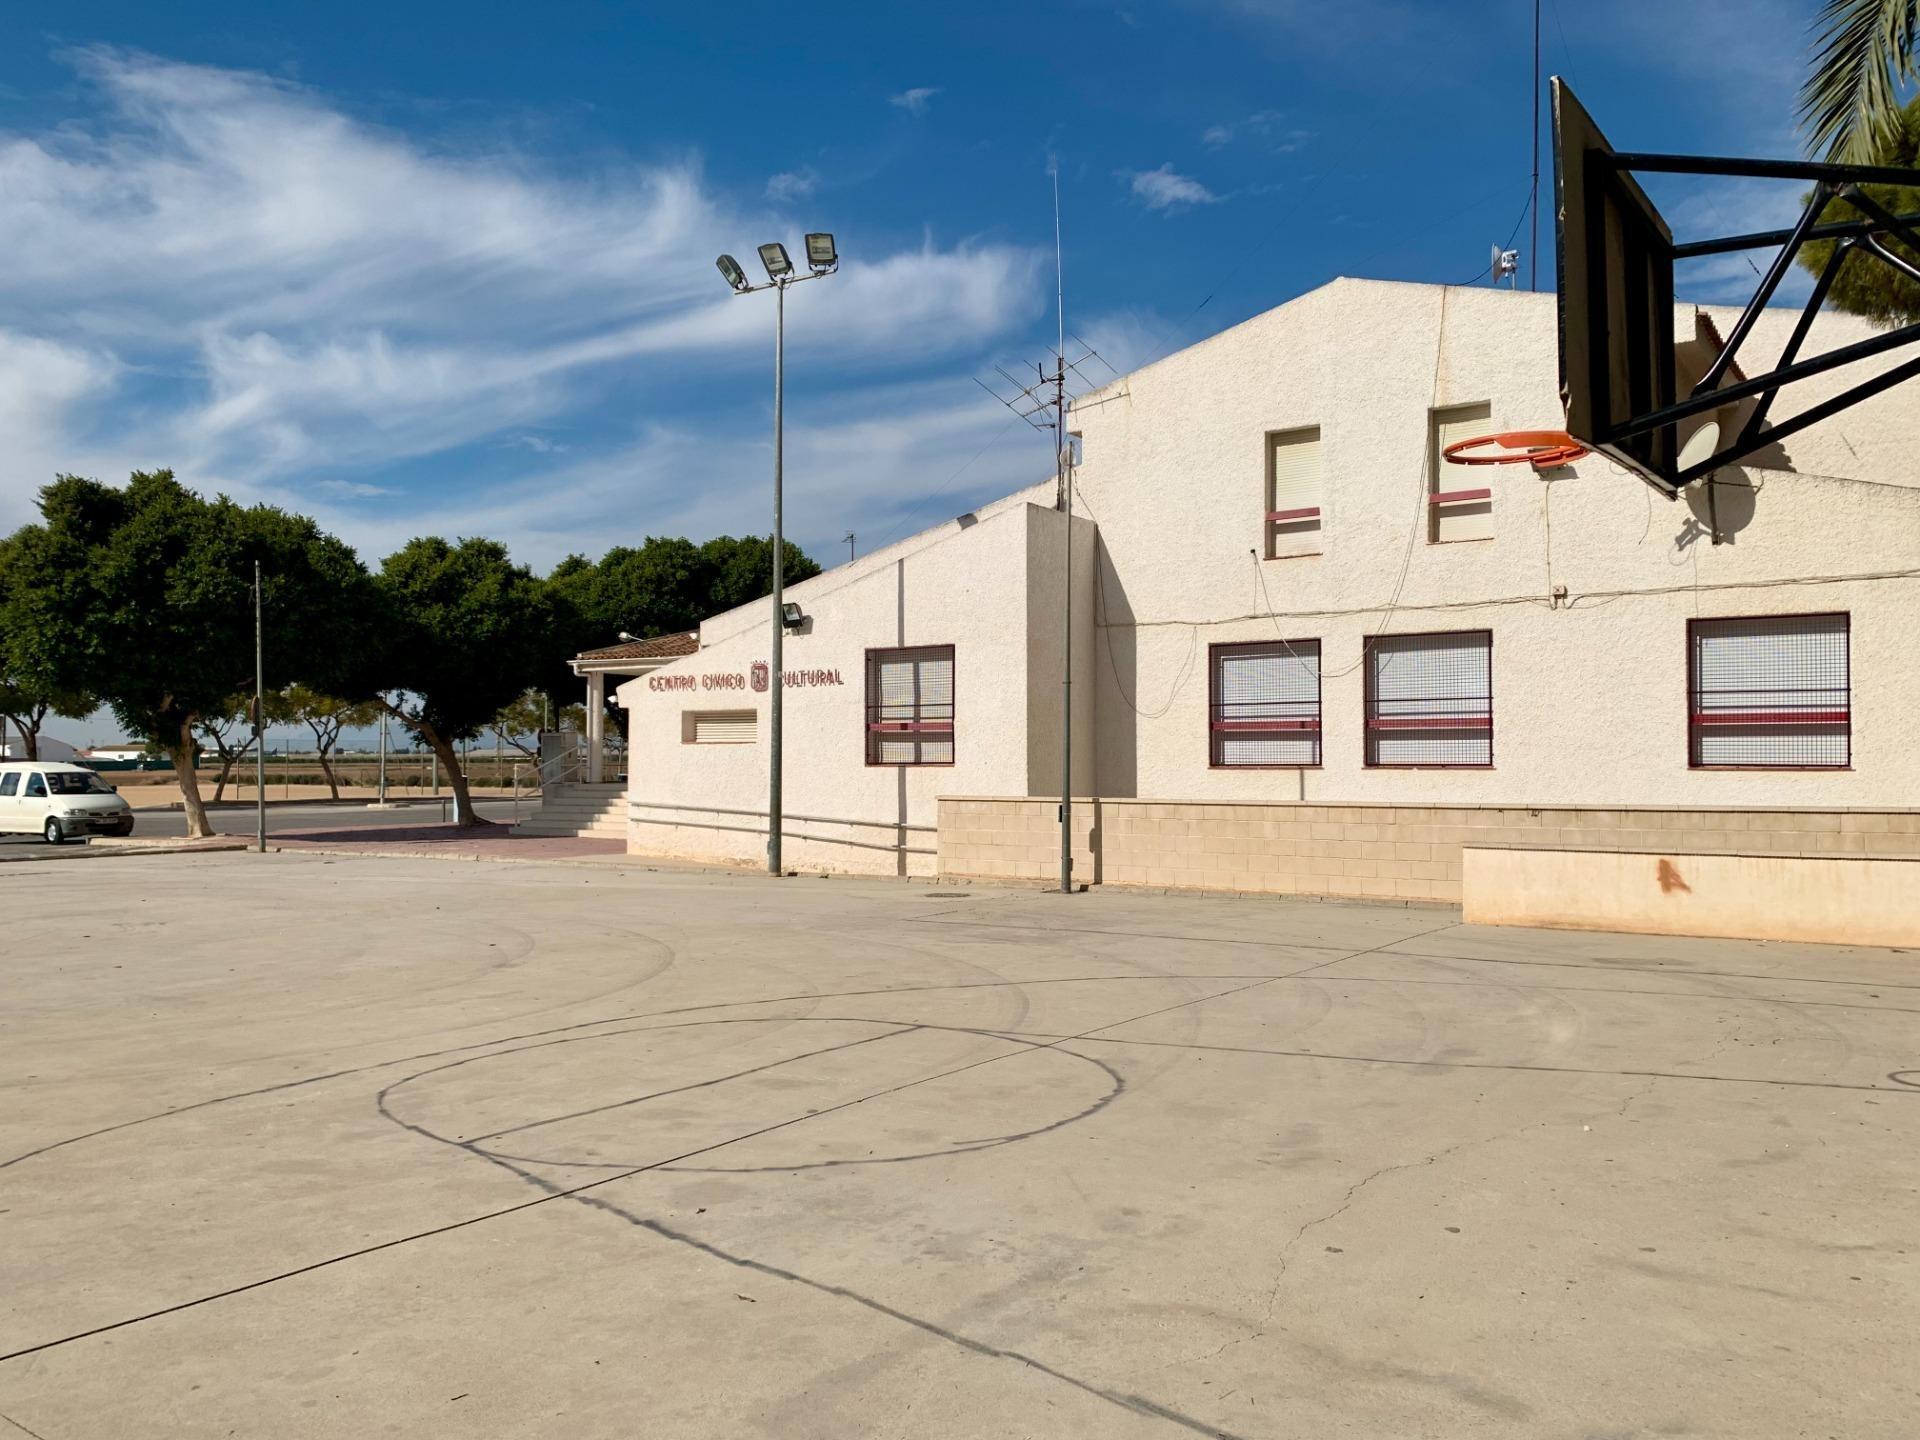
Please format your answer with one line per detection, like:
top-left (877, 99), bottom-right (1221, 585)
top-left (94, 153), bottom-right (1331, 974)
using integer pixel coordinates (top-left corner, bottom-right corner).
top-left (1442, 430), bottom-right (1589, 471)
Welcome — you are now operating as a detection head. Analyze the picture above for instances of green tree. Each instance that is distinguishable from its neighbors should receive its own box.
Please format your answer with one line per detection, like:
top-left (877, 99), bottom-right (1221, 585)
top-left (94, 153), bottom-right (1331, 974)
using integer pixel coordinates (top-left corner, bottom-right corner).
top-left (367, 537), bottom-right (557, 827)
top-left (1796, 92), bottom-right (1920, 322)
top-left (0, 532), bottom-right (96, 761)
top-left (1799, 0), bottom-right (1920, 163)
top-left (699, 535), bottom-right (822, 613)
top-left (2, 471), bottom-right (374, 836)
top-left (283, 685), bottom-right (383, 800)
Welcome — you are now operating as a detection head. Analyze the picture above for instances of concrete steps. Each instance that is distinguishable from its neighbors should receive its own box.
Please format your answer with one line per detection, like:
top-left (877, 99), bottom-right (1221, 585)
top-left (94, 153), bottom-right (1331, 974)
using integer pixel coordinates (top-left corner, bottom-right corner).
top-left (511, 783), bottom-right (626, 840)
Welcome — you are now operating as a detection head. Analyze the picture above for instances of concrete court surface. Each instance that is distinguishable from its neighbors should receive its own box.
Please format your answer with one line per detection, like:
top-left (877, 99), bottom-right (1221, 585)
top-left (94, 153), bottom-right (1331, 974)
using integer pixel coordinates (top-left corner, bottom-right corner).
top-left (1, 854), bottom-right (1915, 1439)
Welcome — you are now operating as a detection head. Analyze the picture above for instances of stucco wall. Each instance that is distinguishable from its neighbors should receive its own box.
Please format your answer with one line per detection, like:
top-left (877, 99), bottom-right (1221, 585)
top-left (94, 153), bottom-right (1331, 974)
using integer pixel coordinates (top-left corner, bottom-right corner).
top-left (937, 795), bottom-right (1920, 905)
top-left (618, 500), bottom-right (1094, 877)
top-left (1462, 846), bottom-right (1920, 946)
top-left (1070, 279), bottom-right (1920, 810)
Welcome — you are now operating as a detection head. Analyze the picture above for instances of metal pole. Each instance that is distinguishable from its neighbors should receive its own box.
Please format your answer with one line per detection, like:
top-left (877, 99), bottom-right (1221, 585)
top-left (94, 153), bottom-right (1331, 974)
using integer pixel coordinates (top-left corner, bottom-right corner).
top-left (377, 706), bottom-right (388, 803)
top-left (1530, 0), bottom-right (1540, 292)
top-left (768, 277), bottom-right (786, 875)
top-left (1054, 166), bottom-right (1073, 896)
top-left (253, 561), bottom-right (266, 853)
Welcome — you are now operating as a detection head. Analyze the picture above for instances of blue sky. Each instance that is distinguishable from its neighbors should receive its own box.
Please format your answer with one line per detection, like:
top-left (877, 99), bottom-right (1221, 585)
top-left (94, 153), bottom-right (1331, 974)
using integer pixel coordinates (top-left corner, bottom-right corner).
top-left (0, 0), bottom-right (1821, 594)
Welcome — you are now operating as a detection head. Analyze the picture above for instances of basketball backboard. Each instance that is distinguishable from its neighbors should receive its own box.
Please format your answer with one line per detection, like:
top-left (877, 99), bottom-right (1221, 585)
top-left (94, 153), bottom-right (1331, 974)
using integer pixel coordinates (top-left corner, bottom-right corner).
top-left (1552, 77), bottom-right (1920, 494)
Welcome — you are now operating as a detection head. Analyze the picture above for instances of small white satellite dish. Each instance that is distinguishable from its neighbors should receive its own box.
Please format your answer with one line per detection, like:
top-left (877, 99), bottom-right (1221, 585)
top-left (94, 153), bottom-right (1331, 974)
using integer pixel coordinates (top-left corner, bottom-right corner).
top-left (1678, 418), bottom-right (1722, 474)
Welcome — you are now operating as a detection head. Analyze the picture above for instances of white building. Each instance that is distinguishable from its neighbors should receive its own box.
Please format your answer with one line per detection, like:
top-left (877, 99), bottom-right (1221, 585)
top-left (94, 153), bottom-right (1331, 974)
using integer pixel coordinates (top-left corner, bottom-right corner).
top-left (615, 280), bottom-right (1920, 940)
top-left (0, 731), bottom-right (78, 762)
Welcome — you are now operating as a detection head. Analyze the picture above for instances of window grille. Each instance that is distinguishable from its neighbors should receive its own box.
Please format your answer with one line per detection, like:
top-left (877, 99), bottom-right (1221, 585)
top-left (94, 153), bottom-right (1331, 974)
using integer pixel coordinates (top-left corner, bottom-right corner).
top-left (866, 646), bottom-right (955, 765)
top-left (1266, 427), bottom-right (1323, 557)
top-left (1210, 641), bottom-right (1321, 767)
top-left (1689, 614), bottom-right (1850, 768)
top-left (1365, 630), bottom-right (1493, 767)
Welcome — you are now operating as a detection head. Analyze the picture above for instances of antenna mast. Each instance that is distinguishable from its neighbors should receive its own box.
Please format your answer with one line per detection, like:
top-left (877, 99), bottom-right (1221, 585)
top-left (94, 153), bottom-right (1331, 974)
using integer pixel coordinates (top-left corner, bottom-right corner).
top-left (1052, 161), bottom-right (1074, 895)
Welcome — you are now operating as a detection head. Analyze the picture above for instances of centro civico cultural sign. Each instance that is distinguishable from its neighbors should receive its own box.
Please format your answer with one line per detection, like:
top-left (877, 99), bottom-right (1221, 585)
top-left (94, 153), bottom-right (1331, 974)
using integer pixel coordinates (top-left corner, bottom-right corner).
top-left (649, 661), bottom-right (846, 693)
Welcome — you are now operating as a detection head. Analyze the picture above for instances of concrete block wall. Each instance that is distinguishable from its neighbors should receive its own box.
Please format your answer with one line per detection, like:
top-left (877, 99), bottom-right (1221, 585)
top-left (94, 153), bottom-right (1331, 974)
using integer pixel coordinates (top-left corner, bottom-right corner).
top-left (936, 797), bottom-right (1920, 903)
top-left (938, 797), bottom-right (1097, 885)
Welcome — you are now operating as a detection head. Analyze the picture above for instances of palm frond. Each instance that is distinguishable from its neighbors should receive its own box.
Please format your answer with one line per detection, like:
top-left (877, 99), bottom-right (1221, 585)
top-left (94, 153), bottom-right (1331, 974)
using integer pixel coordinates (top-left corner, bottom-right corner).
top-left (1798, 0), bottom-right (1920, 161)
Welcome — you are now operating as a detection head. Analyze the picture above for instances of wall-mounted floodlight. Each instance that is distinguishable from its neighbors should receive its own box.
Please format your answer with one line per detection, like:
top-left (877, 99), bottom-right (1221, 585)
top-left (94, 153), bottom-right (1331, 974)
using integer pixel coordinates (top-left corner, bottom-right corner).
top-left (804, 232), bottom-right (837, 271)
top-left (716, 254), bottom-right (749, 292)
top-left (781, 601), bottom-right (805, 629)
top-left (758, 242), bottom-right (794, 280)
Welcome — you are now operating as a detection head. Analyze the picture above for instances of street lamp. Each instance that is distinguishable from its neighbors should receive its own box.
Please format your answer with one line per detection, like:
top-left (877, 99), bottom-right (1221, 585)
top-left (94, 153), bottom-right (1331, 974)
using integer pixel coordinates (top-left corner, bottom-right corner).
top-left (716, 231), bottom-right (839, 875)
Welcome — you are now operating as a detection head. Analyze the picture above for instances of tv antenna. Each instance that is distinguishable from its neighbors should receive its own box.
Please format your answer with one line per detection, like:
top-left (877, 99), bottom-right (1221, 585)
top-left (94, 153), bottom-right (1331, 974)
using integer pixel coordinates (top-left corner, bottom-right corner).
top-left (971, 160), bottom-right (1110, 896)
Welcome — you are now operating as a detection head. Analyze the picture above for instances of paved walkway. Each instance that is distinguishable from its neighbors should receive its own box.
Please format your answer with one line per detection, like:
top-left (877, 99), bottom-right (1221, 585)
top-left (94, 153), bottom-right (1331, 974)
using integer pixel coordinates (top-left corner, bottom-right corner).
top-left (270, 820), bottom-right (624, 862)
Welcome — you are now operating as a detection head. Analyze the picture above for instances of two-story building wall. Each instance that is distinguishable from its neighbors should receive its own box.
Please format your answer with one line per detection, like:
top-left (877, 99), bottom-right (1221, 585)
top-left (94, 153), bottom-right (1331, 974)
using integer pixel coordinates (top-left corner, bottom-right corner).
top-left (619, 278), bottom-right (1920, 912)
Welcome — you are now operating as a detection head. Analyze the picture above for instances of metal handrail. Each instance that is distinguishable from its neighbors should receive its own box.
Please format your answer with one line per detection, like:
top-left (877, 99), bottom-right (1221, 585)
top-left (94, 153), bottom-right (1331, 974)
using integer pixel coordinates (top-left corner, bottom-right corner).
top-left (538, 749), bottom-right (584, 791)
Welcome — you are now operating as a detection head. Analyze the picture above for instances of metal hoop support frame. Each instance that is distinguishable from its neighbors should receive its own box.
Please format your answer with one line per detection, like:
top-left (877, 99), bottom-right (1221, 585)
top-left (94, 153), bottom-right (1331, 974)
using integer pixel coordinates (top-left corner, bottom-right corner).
top-left (1442, 430), bottom-right (1590, 470)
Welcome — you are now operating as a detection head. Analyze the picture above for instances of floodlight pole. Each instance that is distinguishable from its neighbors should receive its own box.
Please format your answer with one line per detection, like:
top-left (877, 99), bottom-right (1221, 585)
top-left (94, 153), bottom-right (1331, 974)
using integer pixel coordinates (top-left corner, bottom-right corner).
top-left (719, 246), bottom-right (837, 876)
top-left (770, 276), bottom-right (786, 874)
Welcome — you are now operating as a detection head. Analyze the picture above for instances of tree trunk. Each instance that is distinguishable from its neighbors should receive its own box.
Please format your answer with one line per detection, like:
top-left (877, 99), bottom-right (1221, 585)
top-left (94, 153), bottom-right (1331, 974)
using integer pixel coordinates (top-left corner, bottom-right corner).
top-left (170, 718), bottom-right (213, 838)
top-left (214, 754), bottom-right (235, 802)
top-left (317, 746), bottom-right (340, 801)
top-left (421, 724), bottom-right (487, 827)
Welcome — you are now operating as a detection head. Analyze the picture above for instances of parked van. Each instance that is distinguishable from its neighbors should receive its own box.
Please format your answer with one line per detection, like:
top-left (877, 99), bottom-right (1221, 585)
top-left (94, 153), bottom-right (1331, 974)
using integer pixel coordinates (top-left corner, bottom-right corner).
top-left (0, 762), bottom-right (136, 843)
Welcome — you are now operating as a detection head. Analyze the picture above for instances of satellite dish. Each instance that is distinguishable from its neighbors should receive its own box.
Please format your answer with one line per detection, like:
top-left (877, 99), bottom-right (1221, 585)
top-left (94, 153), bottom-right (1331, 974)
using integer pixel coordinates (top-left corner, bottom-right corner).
top-left (1678, 418), bottom-right (1722, 474)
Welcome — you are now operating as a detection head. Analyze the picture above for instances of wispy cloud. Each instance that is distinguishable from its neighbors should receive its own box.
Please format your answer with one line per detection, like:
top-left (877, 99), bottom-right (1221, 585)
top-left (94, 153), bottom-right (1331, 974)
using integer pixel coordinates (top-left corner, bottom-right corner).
top-left (0, 49), bottom-right (1040, 557)
top-left (1122, 164), bottom-right (1220, 212)
top-left (765, 166), bottom-right (818, 203)
top-left (889, 87), bottom-right (941, 117)
top-left (311, 478), bottom-right (397, 499)
top-left (1201, 110), bottom-right (1310, 151)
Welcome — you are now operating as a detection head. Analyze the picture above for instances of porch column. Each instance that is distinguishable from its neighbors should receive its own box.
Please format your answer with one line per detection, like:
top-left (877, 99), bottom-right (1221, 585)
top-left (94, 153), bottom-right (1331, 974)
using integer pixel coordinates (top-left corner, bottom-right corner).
top-left (586, 670), bottom-right (606, 783)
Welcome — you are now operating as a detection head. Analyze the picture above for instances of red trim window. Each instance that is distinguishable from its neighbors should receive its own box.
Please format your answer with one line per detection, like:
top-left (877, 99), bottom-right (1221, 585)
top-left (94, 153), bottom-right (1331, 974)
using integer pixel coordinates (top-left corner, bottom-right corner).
top-left (1210, 641), bottom-right (1321, 767)
top-left (865, 645), bottom-right (955, 766)
top-left (1688, 613), bottom-right (1850, 769)
top-left (1429, 402), bottom-right (1494, 543)
top-left (1266, 426), bottom-right (1323, 558)
top-left (1364, 630), bottom-right (1493, 768)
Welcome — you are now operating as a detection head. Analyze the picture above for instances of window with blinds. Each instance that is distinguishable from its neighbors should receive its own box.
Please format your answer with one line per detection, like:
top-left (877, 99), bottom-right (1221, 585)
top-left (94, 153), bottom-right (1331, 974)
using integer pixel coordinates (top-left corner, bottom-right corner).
top-left (684, 709), bottom-right (757, 744)
top-left (1429, 402), bottom-right (1494, 543)
top-left (866, 645), bottom-right (955, 765)
top-left (1364, 630), bottom-right (1493, 767)
top-left (1266, 427), bottom-right (1323, 558)
top-left (1689, 613), bottom-right (1850, 768)
top-left (1210, 641), bottom-right (1321, 767)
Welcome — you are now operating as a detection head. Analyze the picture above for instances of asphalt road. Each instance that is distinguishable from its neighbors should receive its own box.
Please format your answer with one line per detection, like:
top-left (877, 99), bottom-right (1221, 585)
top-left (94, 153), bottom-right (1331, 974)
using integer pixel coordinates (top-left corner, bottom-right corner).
top-left (0, 796), bottom-right (524, 846)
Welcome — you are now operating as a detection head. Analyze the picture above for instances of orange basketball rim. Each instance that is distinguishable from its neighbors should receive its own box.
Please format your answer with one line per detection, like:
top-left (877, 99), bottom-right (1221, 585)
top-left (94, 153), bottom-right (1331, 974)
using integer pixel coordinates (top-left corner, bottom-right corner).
top-left (1442, 430), bottom-right (1590, 471)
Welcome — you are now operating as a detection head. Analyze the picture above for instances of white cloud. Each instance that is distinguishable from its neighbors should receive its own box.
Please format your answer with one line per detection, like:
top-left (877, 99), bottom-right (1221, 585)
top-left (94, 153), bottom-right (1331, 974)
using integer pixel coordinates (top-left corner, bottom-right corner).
top-left (311, 478), bottom-right (396, 499)
top-left (889, 87), bottom-right (941, 117)
top-left (1123, 163), bottom-right (1220, 212)
top-left (765, 167), bottom-right (818, 203)
top-left (0, 49), bottom-right (1040, 556)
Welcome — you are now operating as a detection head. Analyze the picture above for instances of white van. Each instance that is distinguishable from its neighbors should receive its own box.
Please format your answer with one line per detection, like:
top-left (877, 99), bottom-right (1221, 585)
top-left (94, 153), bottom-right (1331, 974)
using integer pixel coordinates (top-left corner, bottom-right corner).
top-left (0, 762), bottom-right (136, 844)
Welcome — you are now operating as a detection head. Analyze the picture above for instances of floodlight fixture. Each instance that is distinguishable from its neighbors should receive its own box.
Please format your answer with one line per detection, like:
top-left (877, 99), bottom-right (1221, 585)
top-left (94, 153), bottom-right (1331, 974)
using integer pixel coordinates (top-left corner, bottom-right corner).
top-left (716, 254), bottom-right (750, 292)
top-left (805, 232), bottom-right (838, 271)
top-left (781, 601), bottom-right (805, 629)
top-left (758, 242), bottom-right (794, 280)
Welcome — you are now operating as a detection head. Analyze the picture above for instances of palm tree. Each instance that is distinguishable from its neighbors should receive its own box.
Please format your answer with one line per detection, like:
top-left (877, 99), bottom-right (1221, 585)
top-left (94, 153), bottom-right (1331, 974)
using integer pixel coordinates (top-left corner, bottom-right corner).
top-left (1800, 0), bottom-right (1920, 161)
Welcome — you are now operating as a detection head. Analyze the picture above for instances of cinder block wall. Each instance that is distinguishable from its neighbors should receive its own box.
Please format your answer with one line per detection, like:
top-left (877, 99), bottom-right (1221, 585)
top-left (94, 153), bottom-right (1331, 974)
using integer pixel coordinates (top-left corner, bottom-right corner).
top-left (936, 797), bottom-right (1920, 902)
